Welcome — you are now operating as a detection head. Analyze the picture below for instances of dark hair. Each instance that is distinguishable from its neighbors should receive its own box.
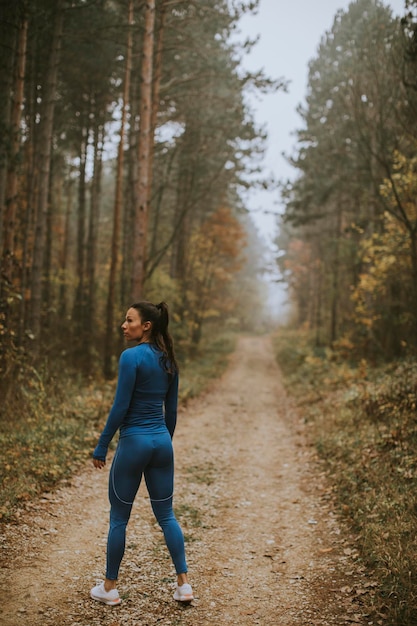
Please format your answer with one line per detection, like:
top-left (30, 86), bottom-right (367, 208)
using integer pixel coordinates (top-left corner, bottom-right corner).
top-left (130, 301), bottom-right (178, 374)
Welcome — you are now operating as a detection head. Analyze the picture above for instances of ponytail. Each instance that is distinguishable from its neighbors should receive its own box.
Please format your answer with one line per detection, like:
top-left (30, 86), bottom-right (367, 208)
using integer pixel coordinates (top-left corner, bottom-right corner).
top-left (155, 301), bottom-right (178, 374)
top-left (131, 300), bottom-right (178, 374)
top-left (156, 301), bottom-right (169, 333)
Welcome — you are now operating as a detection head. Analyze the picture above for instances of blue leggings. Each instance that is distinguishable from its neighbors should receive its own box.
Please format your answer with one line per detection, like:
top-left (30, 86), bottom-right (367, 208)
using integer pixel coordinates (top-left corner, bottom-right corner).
top-left (106, 431), bottom-right (187, 580)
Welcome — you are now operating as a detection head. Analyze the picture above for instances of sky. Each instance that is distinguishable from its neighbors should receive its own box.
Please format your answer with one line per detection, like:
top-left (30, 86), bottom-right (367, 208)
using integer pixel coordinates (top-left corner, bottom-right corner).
top-left (236, 0), bottom-right (407, 242)
top-left (235, 0), bottom-right (407, 320)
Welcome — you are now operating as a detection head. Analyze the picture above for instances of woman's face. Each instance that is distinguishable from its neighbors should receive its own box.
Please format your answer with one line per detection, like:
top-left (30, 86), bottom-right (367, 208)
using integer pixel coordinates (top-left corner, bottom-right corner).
top-left (121, 307), bottom-right (150, 342)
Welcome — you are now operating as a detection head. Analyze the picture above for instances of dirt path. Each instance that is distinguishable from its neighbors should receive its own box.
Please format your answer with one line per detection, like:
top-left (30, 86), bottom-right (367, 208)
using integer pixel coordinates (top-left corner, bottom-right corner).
top-left (0, 336), bottom-right (372, 626)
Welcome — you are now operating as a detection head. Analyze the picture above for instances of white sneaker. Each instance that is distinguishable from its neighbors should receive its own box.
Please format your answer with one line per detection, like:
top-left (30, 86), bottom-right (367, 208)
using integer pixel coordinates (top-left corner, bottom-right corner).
top-left (173, 582), bottom-right (194, 602)
top-left (90, 581), bottom-right (121, 606)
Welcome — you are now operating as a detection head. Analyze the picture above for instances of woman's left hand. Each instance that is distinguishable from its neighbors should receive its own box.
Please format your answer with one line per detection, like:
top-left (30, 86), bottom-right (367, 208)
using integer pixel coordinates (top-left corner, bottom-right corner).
top-left (93, 458), bottom-right (106, 469)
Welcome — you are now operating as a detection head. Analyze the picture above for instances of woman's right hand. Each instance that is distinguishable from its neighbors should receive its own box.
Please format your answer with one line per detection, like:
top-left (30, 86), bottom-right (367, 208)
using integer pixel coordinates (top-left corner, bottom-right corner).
top-left (93, 458), bottom-right (106, 469)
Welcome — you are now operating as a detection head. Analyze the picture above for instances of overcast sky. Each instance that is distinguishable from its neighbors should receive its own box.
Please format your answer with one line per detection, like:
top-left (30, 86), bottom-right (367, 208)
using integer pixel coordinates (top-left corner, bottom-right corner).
top-left (237, 0), bottom-right (407, 241)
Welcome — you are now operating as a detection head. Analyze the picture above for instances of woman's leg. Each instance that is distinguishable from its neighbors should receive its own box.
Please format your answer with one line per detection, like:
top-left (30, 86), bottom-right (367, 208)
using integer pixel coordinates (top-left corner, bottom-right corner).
top-left (149, 492), bottom-right (188, 575)
top-left (106, 437), bottom-right (151, 581)
top-left (144, 434), bottom-right (188, 576)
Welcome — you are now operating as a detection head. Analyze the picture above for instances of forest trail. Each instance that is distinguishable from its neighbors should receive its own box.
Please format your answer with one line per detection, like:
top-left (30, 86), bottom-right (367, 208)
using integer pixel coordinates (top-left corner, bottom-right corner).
top-left (0, 336), bottom-right (371, 626)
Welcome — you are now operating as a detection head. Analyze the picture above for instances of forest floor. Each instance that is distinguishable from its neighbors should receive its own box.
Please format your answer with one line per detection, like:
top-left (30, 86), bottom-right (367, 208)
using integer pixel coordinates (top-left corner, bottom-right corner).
top-left (0, 336), bottom-right (376, 626)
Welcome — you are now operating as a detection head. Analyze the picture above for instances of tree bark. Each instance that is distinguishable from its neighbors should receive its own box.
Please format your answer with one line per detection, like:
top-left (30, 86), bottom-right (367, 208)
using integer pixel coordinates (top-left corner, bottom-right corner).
top-left (29, 0), bottom-right (64, 352)
top-left (104, 0), bottom-right (134, 378)
top-left (18, 128), bottom-right (36, 347)
top-left (1, 10), bottom-right (28, 285)
top-left (86, 120), bottom-right (103, 341)
top-left (130, 0), bottom-right (155, 301)
top-left (43, 159), bottom-right (55, 328)
top-left (58, 179), bottom-right (74, 318)
top-left (0, 3), bottom-right (21, 261)
top-left (147, 0), bottom-right (167, 196)
top-left (169, 122), bottom-right (198, 281)
top-left (330, 206), bottom-right (342, 345)
top-left (409, 230), bottom-right (417, 345)
top-left (73, 126), bottom-right (88, 331)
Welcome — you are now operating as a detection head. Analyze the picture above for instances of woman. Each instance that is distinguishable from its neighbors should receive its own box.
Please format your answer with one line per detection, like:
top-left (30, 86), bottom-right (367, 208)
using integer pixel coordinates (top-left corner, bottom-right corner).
top-left (90, 301), bottom-right (193, 606)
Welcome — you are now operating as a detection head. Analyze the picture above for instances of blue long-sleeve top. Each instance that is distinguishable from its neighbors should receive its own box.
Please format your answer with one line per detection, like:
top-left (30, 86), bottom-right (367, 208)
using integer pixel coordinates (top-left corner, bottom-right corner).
top-left (93, 343), bottom-right (178, 461)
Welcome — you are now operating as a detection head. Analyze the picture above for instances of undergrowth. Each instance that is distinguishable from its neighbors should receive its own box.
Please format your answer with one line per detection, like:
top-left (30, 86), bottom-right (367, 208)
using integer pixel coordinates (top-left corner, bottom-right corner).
top-left (0, 332), bottom-right (237, 521)
top-left (179, 332), bottom-right (236, 401)
top-left (273, 328), bottom-right (417, 626)
top-left (0, 367), bottom-right (112, 520)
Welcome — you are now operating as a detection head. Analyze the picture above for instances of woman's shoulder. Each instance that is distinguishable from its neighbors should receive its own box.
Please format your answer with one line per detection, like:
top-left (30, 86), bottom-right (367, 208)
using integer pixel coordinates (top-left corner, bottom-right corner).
top-left (119, 344), bottom-right (147, 363)
top-left (120, 343), bottom-right (160, 360)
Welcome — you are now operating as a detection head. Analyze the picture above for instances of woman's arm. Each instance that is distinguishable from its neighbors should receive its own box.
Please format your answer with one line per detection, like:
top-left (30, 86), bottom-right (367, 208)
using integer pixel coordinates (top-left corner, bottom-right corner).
top-left (164, 372), bottom-right (179, 438)
top-left (92, 349), bottom-right (137, 461)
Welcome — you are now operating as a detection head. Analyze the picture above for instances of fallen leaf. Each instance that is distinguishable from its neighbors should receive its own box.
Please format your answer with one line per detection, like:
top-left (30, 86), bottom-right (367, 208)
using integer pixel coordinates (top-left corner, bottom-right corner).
top-left (318, 547), bottom-right (334, 553)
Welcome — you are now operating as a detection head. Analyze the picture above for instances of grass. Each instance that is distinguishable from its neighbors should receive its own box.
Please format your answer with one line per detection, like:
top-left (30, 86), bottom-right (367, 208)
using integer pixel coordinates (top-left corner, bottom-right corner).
top-left (184, 461), bottom-right (218, 486)
top-left (273, 328), bottom-right (417, 626)
top-left (0, 331), bottom-right (237, 521)
top-left (0, 370), bottom-right (112, 519)
top-left (179, 332), bottom-right (237, 401)
top-left (174, 503), bottom-right (203, 529)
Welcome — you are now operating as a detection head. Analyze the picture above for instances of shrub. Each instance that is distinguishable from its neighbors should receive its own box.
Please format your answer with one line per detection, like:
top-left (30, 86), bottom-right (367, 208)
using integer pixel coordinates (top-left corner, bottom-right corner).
top-left (273, 328), bottom-right (417, 625)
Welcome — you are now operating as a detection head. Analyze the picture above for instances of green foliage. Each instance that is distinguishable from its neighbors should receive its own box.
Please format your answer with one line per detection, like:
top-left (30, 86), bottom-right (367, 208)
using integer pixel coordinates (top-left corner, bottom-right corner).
top-left (177, 207), bottom-right (247, 345)
top-left (144, 268), bottom-right (180, 308)
top-left (279, 0), bottom-right (417, 358)
top-left (360, 360), bottom-right (417, 423)
top-left (179, 331), bottom-right (238, 401)
top-left (272, 327), bottom-right (317, 376)
top-left (274, 328), bottom-right (417, 625)
top-left (185, 461), bottom-right (217, 486)
top-left (347, 150), bottom-right (417, 356)
top-left (174, 503), bottom-right (202, 528)
top-left (0, 365), bottom-right (112, 520)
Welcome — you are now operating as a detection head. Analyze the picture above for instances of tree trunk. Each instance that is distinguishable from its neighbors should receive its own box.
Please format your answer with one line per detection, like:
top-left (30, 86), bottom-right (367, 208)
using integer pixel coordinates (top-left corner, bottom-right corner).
top-left (130, 0), bottom-right (155, 301)
top-left (104, 0), bottom-right (134, 378)
top-left (147, 0), bottom-right (167, 197)
top-left (73, 127), bottom-right (88, 331)
top-left (0, 3), bottom-right (21, 260)
top-left (149, 145), bottom-right (177, 263)
top-left (169, 122), bottom-right (199, 281)
top-left (330, 207), bottom-right (342, 344)
top-left (58, 179), bottom-right (73, 318)
top-left (1, 10), bottom-right (28, 285)
top-left (18, 130), bottom-right (36, 347)
top-left (29, 0), bottom-right (64, 352)
top-left (86, 120), bottom-right (103, 344)
top-left (43, 159), bottom-right (55, 329)
top-left (409, 229), bottom-right (417, 346)
top-left (121, 98), bottom-right (137, 306)
top-left (144, 0), bottom-right (167, 269)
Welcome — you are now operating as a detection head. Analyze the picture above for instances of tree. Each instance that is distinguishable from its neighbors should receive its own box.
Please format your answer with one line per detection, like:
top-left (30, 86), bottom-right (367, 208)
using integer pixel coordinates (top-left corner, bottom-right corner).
top-left (183, 206), bottom-right (246, 345)
top-left (281, 0), bottom-right (406, 353)
top-left (29, 0), bottom-right (65, 352)
top-left (0, 0), bottom-right (280, 387)
top-left (130, 0), bottom-right (155, 301)
top-left (104, 0), bottom-right (135, 379)
top-left (1, 5), bottom-right (28, 289)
